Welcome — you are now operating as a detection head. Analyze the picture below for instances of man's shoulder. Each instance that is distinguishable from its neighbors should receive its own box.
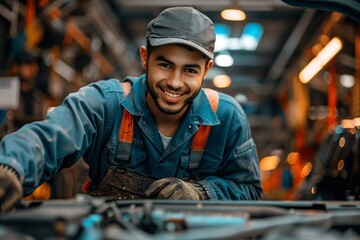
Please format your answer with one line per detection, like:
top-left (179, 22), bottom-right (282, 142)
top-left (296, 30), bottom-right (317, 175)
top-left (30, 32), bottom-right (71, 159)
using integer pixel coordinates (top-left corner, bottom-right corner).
top-left (212, 91), bottom-right (247, 119)
top-left (96, 78), bottom-right (121, 86)
top-left (86, 78), bottom-right (122, 93)
top-left (216, 91), bottom-right (242, 108)
top-left (92, 75), bottom-right (145, 92)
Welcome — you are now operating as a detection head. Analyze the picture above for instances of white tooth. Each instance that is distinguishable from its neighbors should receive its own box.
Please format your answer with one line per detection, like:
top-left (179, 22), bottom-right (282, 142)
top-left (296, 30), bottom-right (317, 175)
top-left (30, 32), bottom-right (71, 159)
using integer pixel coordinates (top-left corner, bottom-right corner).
top-left (165, 91), bottom-right (180, 98)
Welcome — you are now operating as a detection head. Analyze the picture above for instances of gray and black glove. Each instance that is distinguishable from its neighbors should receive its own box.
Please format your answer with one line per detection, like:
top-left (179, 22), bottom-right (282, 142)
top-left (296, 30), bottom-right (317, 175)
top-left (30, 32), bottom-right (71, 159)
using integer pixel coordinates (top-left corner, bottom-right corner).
top-left (144, 177), bottom-right (208, 200)
top-left (0, 165), bottom-right (23, 213)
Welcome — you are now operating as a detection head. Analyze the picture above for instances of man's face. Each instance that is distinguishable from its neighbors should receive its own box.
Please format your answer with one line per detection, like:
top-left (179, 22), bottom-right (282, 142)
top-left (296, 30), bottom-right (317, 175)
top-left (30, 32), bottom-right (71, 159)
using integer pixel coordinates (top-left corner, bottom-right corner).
top-left (141, 44), bottom-right (213, 116)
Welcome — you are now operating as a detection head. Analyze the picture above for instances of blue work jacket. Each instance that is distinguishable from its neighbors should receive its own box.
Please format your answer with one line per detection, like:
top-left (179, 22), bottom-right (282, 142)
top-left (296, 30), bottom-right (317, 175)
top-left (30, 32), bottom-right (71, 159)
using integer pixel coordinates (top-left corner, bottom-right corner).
top-left (0, 74), bottom-right (262, 200)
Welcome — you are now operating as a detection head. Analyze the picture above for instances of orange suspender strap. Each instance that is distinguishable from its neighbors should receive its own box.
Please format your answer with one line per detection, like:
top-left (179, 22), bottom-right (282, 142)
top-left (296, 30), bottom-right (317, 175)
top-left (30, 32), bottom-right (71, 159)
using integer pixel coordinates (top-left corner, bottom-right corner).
top-left (116, 82), bottom-right (133, 161)
top-left (189, 88), bottom-right (219, 169)
top-left (83, 86), bottom-right (218, 192)
top-left (82, 81), bottom-right (132, 193)
top-left (118, 82), bottom-right (132, 142)
top-left (116, 86), bottom-right (219, 168)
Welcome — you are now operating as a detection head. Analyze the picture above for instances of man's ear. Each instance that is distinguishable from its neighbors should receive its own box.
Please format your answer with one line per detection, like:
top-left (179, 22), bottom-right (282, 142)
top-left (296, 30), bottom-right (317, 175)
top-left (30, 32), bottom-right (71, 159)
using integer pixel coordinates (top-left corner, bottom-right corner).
top-left (139, 46), bottom-right (148, 69)
top-left (203, 59), bottom-right (214, 79)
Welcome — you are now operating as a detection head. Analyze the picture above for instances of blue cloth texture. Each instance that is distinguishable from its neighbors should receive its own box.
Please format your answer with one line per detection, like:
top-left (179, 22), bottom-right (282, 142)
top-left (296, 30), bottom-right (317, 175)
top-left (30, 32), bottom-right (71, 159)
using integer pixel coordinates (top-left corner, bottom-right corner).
top-left (0, 74), bottom-right (262, 200)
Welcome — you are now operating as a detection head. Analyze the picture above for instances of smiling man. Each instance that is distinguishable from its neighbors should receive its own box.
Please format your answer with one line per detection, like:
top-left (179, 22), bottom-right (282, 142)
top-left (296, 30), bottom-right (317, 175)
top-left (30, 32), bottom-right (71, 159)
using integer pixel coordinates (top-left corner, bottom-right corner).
top-left (0, 6), bottom-right (262, 212)
top-left (143, 44), bottom-right (213, 136)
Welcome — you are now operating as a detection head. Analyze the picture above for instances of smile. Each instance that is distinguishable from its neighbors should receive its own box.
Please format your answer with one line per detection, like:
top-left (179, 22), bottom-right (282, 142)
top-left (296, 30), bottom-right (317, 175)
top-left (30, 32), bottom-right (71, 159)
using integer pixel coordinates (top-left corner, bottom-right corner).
top-left (164, 90), bottom-right (181, 98)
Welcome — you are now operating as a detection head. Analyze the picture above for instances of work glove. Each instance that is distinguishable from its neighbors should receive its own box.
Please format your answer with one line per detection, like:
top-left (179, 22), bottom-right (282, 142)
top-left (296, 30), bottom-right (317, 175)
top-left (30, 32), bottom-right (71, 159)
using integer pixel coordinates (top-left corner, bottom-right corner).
top-left (0, 165), bottom-right (23, 213)
top-left (144, 177), bottom-right (207, 200)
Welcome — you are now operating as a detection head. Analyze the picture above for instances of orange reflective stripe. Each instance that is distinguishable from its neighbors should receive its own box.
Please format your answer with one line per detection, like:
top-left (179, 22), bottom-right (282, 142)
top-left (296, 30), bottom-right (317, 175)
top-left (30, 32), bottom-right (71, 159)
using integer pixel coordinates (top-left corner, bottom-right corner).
top-left (191, 88), bottom-right (219, 150)
top-left (119, 82), bottom-right (133, 143)
top-left (121, 81), bottom-right (131, 96)
top-left (116, 86), bottom-right (219, 171)
top-left (83, 81), bottom-right (133, 193)
top-left (119, 110), bottom-right (133, 143)
top-left (191, 125), bottom-right (212, 150)
top-left (204, 88), bottom-right (219, 112)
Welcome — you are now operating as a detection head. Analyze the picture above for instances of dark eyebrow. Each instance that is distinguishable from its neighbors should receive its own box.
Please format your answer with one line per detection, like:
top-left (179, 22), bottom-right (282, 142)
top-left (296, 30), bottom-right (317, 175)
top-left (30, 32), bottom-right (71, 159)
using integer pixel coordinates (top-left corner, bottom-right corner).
top-left (156, 56), bottom-right (174, 65)
top-left (156, 56), bottom-right (201, 69)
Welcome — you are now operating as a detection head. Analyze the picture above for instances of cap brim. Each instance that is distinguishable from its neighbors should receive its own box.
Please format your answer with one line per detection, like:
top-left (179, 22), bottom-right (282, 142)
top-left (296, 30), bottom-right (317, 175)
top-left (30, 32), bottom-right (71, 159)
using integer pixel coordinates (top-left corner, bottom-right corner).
top-left (149, 38), bottom-right (213, 59)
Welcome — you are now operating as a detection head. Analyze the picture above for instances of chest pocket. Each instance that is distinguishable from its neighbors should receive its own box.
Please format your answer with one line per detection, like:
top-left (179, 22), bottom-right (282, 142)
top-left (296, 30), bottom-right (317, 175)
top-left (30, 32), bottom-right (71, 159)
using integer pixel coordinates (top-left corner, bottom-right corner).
top-left (179, 149), bottom-right (222, 178)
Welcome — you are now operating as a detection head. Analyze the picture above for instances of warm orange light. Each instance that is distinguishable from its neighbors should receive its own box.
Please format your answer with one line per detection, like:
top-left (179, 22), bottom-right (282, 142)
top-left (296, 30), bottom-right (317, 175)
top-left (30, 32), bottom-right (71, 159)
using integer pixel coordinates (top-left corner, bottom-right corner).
top-left (354, 118), bottom-right (360, 127)
top-left (287, 152), bottom-right (299, 165)
top-left (337, 160), bottom-right (344, 171)
top-left (341, 119), bottom-right (355, 129)
top-left (301, 162), bottom-right (312, 178)
top-left (213, 75), bottom-right (231, 88)
top-left (299, 37), bottom-right (342, 84)
top-left (221, 9), bottom-right (246, 21)
top-left (338, 137), bottom-right (345, 148)
top-left (260, 155), bottom-right (280, 171)
top-left (311, 186), bottom-right (317, 195)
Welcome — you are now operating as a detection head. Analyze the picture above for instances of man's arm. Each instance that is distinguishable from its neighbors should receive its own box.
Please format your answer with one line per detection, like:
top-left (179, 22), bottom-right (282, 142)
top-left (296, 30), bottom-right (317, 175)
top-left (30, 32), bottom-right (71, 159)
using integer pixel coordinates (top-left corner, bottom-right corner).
top-left (0, 80), bottom-right (116, 196)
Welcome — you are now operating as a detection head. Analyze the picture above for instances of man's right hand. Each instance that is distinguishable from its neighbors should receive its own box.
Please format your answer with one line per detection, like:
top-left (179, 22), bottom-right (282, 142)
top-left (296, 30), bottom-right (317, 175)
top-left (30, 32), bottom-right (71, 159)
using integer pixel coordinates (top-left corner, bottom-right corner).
top-left (0, 165), bottom-right (22, 213)
top-left (144, 177), bottom-right (205, 200)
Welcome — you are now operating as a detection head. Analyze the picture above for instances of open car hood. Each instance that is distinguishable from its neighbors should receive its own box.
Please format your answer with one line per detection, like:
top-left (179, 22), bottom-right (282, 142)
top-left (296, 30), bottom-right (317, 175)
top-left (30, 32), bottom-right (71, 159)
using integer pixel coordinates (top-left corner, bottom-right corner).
top-left (282, 0), bottom-right (360, 22)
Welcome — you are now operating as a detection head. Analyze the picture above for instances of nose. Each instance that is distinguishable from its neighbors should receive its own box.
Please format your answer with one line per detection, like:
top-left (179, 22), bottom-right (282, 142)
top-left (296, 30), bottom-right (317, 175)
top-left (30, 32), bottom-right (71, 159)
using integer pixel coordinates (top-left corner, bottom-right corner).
top-left (167, 70), bottom-right (184, 90)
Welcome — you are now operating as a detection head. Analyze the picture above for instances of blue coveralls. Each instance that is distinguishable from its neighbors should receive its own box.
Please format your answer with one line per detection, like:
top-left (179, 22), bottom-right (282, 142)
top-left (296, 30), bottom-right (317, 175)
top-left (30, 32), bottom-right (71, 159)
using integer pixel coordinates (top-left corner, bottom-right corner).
top-left (0, 74), bottom-right (262, 200)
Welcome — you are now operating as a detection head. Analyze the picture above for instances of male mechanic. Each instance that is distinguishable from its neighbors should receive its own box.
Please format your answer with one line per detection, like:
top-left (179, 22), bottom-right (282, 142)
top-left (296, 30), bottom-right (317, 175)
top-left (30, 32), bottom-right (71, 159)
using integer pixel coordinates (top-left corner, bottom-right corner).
top-left (0, 6), bottom-right (262, 212)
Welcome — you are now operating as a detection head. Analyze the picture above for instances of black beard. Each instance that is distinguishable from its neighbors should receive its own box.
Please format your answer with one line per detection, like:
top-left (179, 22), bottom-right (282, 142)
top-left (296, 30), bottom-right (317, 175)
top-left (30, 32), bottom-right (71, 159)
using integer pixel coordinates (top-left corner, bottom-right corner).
top-left (145, 72), bottom-right (203, 115)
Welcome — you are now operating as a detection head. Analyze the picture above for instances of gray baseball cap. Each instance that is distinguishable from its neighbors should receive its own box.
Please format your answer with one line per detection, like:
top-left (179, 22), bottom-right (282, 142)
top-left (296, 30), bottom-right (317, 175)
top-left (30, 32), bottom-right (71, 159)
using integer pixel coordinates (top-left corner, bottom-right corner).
top-left (146, 7), bottom-right (216, 59)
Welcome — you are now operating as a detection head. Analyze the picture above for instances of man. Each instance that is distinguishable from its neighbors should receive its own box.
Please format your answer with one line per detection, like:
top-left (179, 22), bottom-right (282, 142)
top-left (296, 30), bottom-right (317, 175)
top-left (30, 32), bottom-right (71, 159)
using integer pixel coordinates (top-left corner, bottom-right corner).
top-left (0, 6), bottom-right (262, 212)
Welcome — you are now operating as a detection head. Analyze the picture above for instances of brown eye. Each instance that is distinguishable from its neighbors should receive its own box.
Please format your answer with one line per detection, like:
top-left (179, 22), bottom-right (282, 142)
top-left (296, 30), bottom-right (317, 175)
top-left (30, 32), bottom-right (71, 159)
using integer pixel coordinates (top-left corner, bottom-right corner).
top-left (159, 63), bottom-right (171, 69)
top-left (185, 68), bottom-right (197, 74)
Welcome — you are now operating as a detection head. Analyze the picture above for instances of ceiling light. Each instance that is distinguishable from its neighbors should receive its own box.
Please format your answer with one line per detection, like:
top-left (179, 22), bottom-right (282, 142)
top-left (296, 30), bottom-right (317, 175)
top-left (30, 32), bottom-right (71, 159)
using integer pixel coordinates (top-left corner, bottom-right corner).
top-left (353, 118), bottom-right (360, 127)
top-left (235, 93), bottom-right (248, 103)
top-left (241, 35), bottom-right (259, 51)
top-left (339, 74), bottom-right (355, 88)
top-left (215, 51), bottom-right (234, 67)
top-left (221, 9), bottom-right (246, 21)
top-left (214, 24), bottom-right (231, 52)
top-left (299, 37), bottom-right (342, 84)
top-left (213, 75), bottom-right (231, 88)
top-left (241, 23), bottom-right (263, 50)
top-left (214, 24), bottom-right (230, 36)
top-left (341, 119), bottom-right (355, 129)
top-left (214, 23), bottom-right (263, 52)
top-left (214, 35), bottom-right (229, 52)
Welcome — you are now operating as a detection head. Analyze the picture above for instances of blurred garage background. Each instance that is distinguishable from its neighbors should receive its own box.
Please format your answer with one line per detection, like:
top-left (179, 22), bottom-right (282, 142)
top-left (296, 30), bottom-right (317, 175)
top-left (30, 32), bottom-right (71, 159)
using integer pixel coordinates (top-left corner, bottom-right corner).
top-left (0, 0), bottom-right (359, 201)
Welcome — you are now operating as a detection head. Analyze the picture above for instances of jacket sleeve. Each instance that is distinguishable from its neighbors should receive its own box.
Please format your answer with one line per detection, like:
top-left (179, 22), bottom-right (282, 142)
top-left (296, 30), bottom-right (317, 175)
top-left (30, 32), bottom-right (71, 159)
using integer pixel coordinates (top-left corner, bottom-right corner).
top-left (0, 80), bottom-right (117, 196)
top-left (199, 100), bottom-right (263, 200)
